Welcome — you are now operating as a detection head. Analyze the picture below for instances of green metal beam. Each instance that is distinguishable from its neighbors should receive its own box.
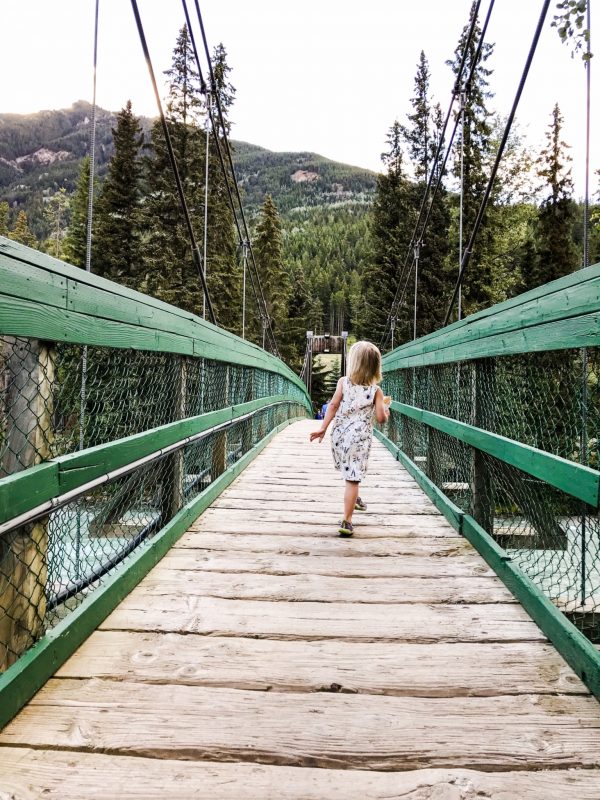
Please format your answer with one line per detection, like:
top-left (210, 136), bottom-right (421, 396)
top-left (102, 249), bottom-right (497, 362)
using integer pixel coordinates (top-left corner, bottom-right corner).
top-left (0, 238), bottom-right (309, 400)
top-left (374, 426), bottom-right (600, 701)
top-left (0, 415), bottom-right (304, 732)
top-left (383, 261), bottom-right (600, 369)
top-left (389, 401), bottom-right (600, 507)
top-left (0, 396), bottom-right (310, 526)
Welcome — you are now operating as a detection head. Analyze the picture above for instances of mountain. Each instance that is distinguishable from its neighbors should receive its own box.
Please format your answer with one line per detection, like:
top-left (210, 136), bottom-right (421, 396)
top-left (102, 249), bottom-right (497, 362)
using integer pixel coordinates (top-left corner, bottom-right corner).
top-left (0, 103), bottom-right (377, 334)
top-left (0, 102), bottom-right (376, 227)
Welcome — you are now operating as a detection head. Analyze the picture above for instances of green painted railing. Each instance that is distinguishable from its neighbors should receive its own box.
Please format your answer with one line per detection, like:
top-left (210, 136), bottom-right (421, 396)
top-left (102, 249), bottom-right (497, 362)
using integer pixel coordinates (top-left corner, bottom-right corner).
top-left (380, 262), bottom-right (600, 699)
top-left (0, 237), bottom-right (310, 721)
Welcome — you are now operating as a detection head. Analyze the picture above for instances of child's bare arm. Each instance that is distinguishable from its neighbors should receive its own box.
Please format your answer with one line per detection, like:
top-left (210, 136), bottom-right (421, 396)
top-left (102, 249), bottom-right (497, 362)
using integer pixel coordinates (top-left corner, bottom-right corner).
top-left (374, 387), bottom-right (390, 424)
top-left (310, 378), bottom-right (344, 443)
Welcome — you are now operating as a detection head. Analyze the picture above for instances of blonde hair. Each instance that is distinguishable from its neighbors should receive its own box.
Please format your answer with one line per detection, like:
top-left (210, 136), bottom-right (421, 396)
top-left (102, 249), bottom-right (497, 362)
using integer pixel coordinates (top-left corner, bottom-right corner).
top-left (347, 341), bottom-right (382, 386)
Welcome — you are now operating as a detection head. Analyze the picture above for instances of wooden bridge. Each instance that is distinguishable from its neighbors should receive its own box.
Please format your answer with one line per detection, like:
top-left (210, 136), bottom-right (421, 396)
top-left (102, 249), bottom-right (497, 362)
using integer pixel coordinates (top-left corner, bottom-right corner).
top-left (1, 241), bottom-right (600, 797)
top-left (2, 420), bottom-right (600, 797)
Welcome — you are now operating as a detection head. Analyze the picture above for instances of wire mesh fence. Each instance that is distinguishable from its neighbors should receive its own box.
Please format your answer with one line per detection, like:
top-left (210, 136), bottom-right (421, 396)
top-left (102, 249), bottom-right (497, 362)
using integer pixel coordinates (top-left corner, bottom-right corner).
top-left (382, 347), bottom-right (600, 642)
top-left (0, 333), bottom-right (307, 671)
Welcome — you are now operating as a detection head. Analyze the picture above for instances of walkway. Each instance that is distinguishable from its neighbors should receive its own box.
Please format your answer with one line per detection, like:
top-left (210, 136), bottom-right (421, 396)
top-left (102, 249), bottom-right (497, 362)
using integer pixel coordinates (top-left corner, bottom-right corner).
top-left (1, 420), bottom-right (600, 798)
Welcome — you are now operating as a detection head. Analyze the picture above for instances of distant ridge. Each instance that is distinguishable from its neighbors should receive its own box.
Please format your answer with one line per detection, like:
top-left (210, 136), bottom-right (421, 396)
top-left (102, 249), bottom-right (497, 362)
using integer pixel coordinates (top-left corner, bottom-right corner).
top-left (0, 102), bottom-right (376, 235)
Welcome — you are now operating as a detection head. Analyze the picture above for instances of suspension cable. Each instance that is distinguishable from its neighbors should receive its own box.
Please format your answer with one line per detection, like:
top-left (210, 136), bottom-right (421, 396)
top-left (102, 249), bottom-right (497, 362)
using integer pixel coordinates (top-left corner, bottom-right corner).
top-left (443, 0), bottom-right (551, 326)
top-left (129, 0), bottom-right (217, 325)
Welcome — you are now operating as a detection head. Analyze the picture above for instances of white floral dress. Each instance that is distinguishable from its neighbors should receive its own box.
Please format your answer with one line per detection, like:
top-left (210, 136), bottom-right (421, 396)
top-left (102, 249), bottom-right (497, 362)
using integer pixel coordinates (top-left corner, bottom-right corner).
top-left (331, 377), bottom-right (377, 482)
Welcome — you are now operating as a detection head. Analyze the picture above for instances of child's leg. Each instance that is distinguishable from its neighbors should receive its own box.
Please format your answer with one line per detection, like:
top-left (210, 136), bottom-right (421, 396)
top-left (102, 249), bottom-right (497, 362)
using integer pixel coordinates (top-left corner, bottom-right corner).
top-left (344, 480), bottom-right (360, 522)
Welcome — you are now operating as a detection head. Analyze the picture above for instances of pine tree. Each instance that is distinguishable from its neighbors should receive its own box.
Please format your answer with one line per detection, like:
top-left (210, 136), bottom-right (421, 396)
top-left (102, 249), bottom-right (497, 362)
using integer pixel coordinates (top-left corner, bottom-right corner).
top-left (0, 202), bottom-right (9, 236)
top-left (401, 52), bottom-right (451, 337)
top-left (253, 195), bottom-right (290, 339)
top-left (93, 101), bottom-right (144, 286)
top-left (279, 262), bottom-right (318, 370)
top-left (43, 188), bottom-right (69, 257)
top-left (204, 43), bottom-right (241, 332)
top-left (522, 103), bottom-right (579, 290)
top-left (446, 3), bottom-right (496, 315)
top-left (142, 26), bottom-right (205, 314)
top-left (64, 157), bottom-right (91, 268)
top-left (360, 121), bottom-right (413, 344)
top-left (9, 210), bottom-right (37, 248)
top-left (401, 51), bottom-right (432, 181)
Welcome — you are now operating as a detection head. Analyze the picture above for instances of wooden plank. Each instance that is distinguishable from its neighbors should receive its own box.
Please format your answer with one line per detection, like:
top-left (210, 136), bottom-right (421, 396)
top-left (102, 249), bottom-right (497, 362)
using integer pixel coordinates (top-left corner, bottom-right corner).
top-left (133, 568), bottom-right (515, 604)
top-left (390, 400), bottom-right (600, 507)
top-left (175, 531), bottom-right (468, 556)
top-left (192, 507), bottom-right (449, 529)
top-left (3, 680), bottom-right (600, 770)
top-left (159, 549), bottom-right (496, 578)
top-left (58, 632), bottom-right (585, 696)
top-left (187, 518), bottom-right (455, 537)
top-left (211, 497), bottom-right (440, 513)
top-left (100, 594), bottom-right (544, 642)
top-left (3, 749), bottom-right (600, 800)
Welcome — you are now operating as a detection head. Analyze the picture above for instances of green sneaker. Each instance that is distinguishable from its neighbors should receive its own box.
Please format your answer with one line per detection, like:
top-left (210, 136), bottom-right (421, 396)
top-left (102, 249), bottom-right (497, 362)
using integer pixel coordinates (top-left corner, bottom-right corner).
top-left (355, 496), bottom-right (367, 511)
top-left (338, 519), bottom-right (354, 537)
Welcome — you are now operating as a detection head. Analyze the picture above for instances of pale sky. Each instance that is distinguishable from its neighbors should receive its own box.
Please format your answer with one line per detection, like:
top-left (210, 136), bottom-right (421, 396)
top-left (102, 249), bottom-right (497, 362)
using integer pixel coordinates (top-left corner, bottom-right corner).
top-left (2, 1), bottom-right (597, 196)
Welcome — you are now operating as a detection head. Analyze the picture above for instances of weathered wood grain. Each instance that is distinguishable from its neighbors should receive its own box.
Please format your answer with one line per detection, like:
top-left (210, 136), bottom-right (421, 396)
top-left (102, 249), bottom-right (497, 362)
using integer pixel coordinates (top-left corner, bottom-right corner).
top-left (158, 549), bottom-right (497, 578)
top-left (211, 497), bottom-right (439, 513)
top-left (175, 530), bottom-right (474, 556)
top-left (192, 508), bottom-right (447, 529)
top-left (133, 568), bottom-right (515, 604)
top-left (2, 748), bottom-right (600, 800)
top-left (3, 680), bottom-right (599, 770)
top-left (57, 632), bottom-right (584, 696)
top-left (100, 594), bottom-right (544, 642)
top-left (3, 418), bottom-right (598, 794)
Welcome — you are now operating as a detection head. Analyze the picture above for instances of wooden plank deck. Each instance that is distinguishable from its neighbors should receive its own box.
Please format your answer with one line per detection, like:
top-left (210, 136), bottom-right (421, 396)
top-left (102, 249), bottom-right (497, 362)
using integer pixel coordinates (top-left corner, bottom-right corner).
top-left (1, 419), bottom-right (600, 798)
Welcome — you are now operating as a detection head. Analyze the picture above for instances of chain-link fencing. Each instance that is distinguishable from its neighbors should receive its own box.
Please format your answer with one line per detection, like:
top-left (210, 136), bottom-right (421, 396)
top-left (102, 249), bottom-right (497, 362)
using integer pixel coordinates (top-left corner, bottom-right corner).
top-left (0, 334), bottom-right (308, 671)
top-left (381, 347), bottom-right (600, 642)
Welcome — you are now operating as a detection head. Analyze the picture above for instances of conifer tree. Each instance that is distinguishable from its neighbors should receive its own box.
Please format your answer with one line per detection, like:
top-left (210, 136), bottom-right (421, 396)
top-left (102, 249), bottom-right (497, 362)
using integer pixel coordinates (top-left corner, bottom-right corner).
top-left (401, 52), bottom-right (451, 336)
top-left (64, 157), bottom-right (91, 267)
top-left (446, 4), bottom-right (495, 315)
top-left (43, 189), bottom-right (69, 257)
top-left (142, 26), bottom-right (205, 313)
top-left (253, 195), bottom-right (290, 337)
top-left (279, 262), bottom-right (318, 370)
top-left (204, 43), bottom-right (241, 332)
top-left (522, 103), bottom-right (579, 290)
top-left (94, 101), bottom-right (143, 286)
top-left (0, 202), bottom-right (9, 236)
top-left (401, 51), bottom-right (432, 181)
top-left (360, 121), bottom-right (413, 343)
top-left (9, 210), bottom-right (37, 248)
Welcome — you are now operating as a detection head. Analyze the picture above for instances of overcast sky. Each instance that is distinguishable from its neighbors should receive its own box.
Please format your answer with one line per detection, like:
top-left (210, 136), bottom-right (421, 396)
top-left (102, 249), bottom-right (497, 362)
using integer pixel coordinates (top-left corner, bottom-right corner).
top-left (3, 1), bottom-right (596, 195)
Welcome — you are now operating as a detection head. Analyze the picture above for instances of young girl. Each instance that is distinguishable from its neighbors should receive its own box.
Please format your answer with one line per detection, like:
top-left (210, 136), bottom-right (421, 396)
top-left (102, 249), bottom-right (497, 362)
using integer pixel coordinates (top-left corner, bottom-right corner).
top-left (310, 341), bottom-right (390, 537)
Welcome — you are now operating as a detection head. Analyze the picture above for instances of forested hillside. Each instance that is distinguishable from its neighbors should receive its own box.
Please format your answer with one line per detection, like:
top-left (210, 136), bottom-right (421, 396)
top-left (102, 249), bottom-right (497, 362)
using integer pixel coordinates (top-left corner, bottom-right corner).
top-left (1, 12), bottom-right (598, 373)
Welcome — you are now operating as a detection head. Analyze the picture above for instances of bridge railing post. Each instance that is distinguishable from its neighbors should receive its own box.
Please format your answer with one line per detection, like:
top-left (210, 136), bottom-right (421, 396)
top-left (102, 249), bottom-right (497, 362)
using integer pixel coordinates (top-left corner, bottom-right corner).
top-left (0, 336), bottom-right (55, 670)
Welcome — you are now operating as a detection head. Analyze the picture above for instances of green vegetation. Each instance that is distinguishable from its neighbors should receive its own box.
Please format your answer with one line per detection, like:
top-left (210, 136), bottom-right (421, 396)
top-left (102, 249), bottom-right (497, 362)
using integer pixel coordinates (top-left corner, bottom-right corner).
top-left (0, 13), bottom-right (597, 380)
